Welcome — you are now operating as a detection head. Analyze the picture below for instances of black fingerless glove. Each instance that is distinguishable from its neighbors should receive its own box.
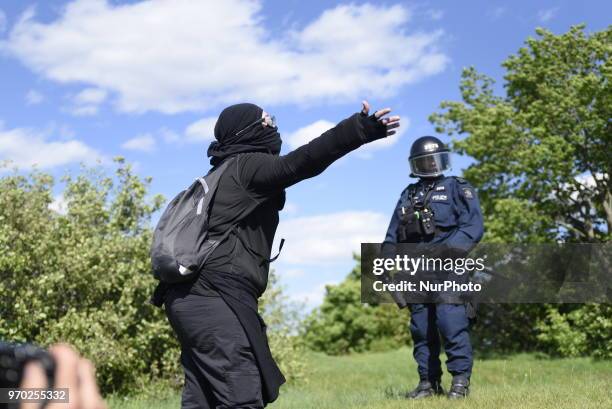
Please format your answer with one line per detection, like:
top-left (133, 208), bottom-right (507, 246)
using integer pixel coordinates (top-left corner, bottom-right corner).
top-left (358, 111), bottom-right (388, 143)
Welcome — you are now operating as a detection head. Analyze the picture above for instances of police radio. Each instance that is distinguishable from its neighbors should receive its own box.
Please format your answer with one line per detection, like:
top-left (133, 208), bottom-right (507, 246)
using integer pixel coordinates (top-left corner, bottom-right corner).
top-left (398, 204), bottom-right (435, 241)
top-left (397, 184), bottom-right (437, 241)
top-left (419, 206), bottom-right (436, 236)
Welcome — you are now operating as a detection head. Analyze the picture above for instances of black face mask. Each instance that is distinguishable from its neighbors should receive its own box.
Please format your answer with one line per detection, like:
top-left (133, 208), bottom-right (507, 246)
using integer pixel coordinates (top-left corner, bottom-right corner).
top-left (207, 103), bottom-right (282, 166)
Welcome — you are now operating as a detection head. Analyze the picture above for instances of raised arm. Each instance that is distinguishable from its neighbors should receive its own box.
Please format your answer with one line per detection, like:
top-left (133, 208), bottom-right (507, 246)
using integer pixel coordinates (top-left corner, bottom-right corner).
top-left (239, 102), bottom-right (400, 191)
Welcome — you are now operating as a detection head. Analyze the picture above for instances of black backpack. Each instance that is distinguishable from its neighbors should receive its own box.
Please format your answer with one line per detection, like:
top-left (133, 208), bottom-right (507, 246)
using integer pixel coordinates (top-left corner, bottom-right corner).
top-left (150, 158), bottom-right (235, 283)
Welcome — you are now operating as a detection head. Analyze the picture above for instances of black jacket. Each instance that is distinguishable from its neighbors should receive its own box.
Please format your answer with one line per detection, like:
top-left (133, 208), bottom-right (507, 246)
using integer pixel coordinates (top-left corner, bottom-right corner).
top-left (153, 111), bottom-right (386, 404)
top-left (198, 111), bottom-right (386, 295)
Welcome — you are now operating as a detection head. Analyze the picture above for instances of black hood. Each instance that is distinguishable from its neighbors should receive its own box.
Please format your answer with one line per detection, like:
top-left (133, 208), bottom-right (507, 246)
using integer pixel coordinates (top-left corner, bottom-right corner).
top-left (207, 103), bottom-right (282, 166)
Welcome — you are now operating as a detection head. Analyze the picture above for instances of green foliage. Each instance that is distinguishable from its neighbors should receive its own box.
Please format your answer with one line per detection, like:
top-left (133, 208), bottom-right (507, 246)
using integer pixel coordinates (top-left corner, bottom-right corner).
top-left (536, 304), bottom-right (612, 359)
top-left (259, 272), bottom-right (308, 383)
top-left (303, 257), bottom-right (410, 355)
top-left (0, 159), bottom-right (177, 394)
top-left (429, 25), bottom-right (612, 358)
top-left (0, 159), bottom-right (309, 393)
top-left (471, 304), bottom-right (549, 355)
top-left (430, 25), bottom-right (611, 243)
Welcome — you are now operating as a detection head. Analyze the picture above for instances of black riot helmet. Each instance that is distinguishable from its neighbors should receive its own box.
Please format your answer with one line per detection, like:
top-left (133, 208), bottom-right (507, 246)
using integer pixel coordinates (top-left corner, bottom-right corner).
top-left (408, 136), bottom-right (451, 178)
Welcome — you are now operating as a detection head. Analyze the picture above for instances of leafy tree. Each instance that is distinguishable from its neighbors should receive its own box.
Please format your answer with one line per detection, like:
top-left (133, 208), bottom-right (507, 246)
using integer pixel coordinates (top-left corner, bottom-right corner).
top-left (430, 25), bottom-right (611, 243)
top-left (303, 257), bottom-right (410, 355)
top-left (429, 25), bottom-right (611, 358)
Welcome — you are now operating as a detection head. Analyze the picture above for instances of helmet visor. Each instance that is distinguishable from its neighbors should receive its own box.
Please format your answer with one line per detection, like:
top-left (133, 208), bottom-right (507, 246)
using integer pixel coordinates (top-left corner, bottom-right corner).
top-left (409, 152), bottom-right (451, 177)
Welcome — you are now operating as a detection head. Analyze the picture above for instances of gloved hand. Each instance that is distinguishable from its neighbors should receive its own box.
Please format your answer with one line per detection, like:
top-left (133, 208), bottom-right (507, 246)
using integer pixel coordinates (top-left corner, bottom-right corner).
top-left (358, 100), bottom-right (400, 143)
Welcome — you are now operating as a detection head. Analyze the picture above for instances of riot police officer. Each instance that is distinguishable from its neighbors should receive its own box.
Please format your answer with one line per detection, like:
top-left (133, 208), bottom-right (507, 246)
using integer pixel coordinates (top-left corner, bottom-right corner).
top-left (381, 136), bottom-right (484, 399)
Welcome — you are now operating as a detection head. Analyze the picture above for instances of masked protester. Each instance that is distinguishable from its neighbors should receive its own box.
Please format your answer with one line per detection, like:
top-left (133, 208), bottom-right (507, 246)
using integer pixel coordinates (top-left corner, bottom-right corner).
top-left (381, 136), bottom-right (484, 399)
top-left (153, 101), bottom-right (399, 409)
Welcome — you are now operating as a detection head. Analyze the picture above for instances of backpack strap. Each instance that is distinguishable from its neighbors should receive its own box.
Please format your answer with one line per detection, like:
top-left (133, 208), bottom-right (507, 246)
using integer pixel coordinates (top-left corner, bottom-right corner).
top-left (191, 157), bottom-right (238, 268)
top-left (195, 156), bottom-right (237, 220)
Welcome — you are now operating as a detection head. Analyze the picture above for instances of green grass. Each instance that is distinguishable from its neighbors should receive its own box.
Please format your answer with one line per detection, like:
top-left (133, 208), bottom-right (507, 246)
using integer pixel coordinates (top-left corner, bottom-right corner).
top-left (108, 348), bottom-right (612, 409)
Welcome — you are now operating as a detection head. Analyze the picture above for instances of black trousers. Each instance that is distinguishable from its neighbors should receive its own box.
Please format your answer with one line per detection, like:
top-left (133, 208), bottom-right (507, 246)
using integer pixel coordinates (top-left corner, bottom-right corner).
top-left (165, 288), bottom-right (264, 409)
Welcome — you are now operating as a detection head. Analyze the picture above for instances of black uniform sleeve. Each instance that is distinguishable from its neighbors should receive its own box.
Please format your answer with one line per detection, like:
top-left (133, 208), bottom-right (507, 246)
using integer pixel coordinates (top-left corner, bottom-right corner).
top-left (238, 113), bottom-right (387, 192)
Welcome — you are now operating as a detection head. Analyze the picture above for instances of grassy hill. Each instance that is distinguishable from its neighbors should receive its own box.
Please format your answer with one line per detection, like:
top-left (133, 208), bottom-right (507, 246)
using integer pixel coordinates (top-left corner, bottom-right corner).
top-left (108, 348), bottom-right (611, 409)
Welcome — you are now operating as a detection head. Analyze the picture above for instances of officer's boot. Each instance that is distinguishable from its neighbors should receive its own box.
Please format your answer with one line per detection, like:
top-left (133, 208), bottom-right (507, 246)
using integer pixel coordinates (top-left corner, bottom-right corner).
top-left (406, 380), bottom-right (445, 399)
top-left (447, 376), bottom-right (470, 399)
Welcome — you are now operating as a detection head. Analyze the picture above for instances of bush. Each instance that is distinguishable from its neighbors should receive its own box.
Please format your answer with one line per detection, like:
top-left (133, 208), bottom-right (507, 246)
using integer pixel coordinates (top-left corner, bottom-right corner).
top-left (303, 258), bottom-right (410, 355)
top-left (0, 159), bottom-right (180, 394)
top-left (536, 304), bottom-right (612, 359)
top-left (470, 304), bottom-right (549, 355)
top-left (259, 272), bottom-right (308, 383)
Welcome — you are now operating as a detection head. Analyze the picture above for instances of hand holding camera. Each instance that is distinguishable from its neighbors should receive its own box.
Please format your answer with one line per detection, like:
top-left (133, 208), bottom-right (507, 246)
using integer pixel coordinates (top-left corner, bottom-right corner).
top-left (1, 342), bottom-right (106, 409)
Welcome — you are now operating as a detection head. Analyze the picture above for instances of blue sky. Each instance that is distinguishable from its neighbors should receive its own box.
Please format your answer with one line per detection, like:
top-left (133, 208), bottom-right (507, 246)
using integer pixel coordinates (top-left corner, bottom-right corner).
top-left (1, 0), bottom-right (610, 308)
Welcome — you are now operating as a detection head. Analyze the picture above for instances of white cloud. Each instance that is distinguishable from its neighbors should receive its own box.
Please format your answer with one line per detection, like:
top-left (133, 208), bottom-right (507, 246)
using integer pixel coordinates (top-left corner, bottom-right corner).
top-left (25, 89), bottom-right (44, 105)
top-left (290, 281), bottom-right (339, 308)
top-left (0, 125), bottom-right (103, 169)
top-left (74, 87), bottom-right (107, 104)
top-left (68, 87), bottom-right (108, 116)
top-left (49, 194), bottom-right (69, 214)
top-left (537, 7), bottom-right (559, 23)
top-left (286, 116), bottom-right (409, 157)
top-left (575, 173), bottom-right (597, 189)
top-left (286, 120), bottom-right (335, 150)
top-left (282, 269), bottom-right (305, 278)
top-left (121, 134), bottom-right (156, 152)
top-left (135, 122), bottom-right (213, 146)
top-left (185, 117), bottom-right (217, 143)
top-left (1, 0), bottom-right (448, 114)
top-left (557, 172), bottom-right (607, 201)
top-left (275, 211), bottom-right (388, 265)
top-left (69, 105), bottom-right (99, 116)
